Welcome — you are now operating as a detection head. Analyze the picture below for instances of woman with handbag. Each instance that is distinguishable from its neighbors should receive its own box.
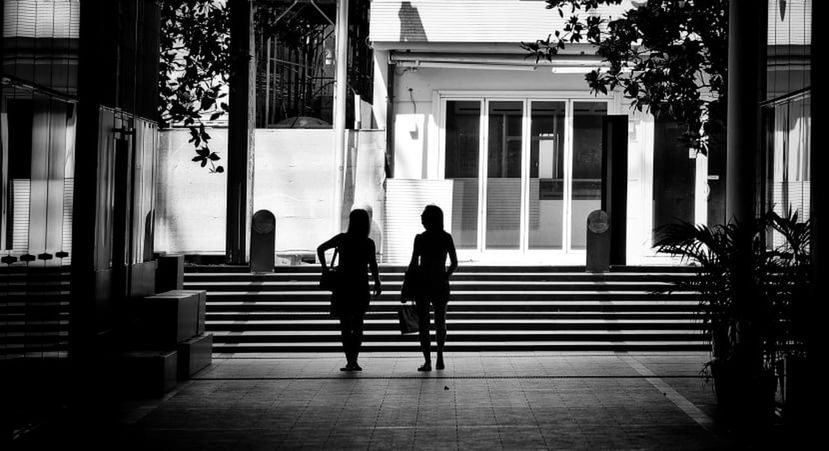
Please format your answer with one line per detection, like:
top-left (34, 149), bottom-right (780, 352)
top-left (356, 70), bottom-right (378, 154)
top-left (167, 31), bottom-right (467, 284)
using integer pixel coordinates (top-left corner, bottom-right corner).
top-left (407, 205), bottom-right (457, 371)
top-left (317, 209), bottom-right (382, 371)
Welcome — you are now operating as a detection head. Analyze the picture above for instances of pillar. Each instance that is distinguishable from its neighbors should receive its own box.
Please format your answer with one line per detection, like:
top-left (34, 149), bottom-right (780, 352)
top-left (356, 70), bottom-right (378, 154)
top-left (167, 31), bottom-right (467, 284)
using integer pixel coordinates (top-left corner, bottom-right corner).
top-left (332, 0), bottom-right (349, 233)
top-left (725, 0), bottom-right (764, 223)
top-left (226, 0), bottom-right (255, 264)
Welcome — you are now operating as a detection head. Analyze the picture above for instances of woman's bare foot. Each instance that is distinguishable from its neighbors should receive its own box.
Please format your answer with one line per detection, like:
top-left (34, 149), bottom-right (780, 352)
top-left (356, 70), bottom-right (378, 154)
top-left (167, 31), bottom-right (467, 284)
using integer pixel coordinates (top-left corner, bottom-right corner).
top-left (436, 357), bottom-right (445, 370)
top-left (418, 362), bottom-right (432, 371)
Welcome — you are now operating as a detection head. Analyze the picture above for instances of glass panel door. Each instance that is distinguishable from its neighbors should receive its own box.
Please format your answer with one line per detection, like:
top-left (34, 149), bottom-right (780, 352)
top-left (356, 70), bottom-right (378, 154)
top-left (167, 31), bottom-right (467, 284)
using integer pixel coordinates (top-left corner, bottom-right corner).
top-left (485, 101), bottom-right (523, 250)
top-left (443, 97), bottom-right (610, 259)
top-left (570, 102), bottom-right (606, 250)
top-left (528, 101), bottom-right (566, 250)
top-left (444, 101), bottom-right (481, 249)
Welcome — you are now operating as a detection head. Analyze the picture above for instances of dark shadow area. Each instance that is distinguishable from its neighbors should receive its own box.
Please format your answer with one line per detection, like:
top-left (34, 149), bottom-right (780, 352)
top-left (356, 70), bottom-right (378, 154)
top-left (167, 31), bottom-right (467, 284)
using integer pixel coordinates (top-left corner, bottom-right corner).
top-left (399, 1), bottom-right (427, 42)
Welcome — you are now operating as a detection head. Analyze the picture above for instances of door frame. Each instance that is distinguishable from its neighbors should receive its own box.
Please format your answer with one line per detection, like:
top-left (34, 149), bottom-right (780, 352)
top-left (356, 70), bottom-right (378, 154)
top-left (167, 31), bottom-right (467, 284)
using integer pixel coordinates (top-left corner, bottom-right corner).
top-left (438, 90), bottom-right (618, 263)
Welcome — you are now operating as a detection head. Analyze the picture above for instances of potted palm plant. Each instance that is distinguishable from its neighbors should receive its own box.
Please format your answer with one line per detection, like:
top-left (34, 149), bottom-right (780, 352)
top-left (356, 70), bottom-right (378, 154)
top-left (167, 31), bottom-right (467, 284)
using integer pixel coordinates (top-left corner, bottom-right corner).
top-left (653, 210), bottom-right (810, 428)
top-left (763, 212), bottom-right (811, 424)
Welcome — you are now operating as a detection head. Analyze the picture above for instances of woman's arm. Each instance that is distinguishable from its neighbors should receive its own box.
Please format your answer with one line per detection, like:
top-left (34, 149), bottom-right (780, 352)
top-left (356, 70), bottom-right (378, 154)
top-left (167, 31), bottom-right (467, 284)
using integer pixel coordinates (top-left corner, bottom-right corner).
top-left (407, 234), bottom-right (421, 272)
top-left (369, 240), bottom-right (381, 297)
top-left (446, 234), bottom-right (458, 278)
top-left (316, 234), bottom-right (340, 271)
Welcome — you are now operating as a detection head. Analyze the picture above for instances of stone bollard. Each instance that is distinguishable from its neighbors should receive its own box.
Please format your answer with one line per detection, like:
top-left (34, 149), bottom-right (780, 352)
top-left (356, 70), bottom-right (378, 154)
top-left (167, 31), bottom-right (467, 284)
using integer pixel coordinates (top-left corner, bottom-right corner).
top-left (250, 209), bottom-right (276, 273)
top-left (586, 210), bottom-right (610, 273)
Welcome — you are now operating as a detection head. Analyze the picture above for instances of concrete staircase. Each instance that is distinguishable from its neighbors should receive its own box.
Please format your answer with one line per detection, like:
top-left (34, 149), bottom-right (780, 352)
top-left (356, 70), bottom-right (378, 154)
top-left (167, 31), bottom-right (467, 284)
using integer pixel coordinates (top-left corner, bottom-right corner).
top-left (184, 265), bottom-right (707, 353)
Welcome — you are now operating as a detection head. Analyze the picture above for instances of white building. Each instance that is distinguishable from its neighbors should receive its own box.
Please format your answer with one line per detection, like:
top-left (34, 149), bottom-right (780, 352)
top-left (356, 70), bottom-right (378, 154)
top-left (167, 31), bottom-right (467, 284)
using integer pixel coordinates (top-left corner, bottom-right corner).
top-left (155, 0), bottom-right (806, 266)
top-left (370, 0), bottom-right (709, 264)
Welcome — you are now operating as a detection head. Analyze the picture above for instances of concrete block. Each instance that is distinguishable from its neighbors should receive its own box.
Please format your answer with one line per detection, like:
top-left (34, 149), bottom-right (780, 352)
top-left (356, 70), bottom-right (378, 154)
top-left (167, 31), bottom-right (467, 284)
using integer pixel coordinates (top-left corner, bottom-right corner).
top-left (138, 291), bottom-right (199, 347)
top-left (163, 290), bottom-right (207, 335)
top-left (177, 333), bottom-right (213, 380)
top-left (156, 254), bottom-right (184, 292)
top-left (121, 350), bottom-right (178, 397)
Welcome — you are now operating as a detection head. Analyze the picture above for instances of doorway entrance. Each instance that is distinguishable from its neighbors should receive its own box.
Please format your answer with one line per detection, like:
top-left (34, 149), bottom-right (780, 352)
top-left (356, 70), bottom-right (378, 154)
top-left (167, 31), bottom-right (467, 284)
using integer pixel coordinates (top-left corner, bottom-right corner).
top-left (442, 97), bottom-right (609, 263)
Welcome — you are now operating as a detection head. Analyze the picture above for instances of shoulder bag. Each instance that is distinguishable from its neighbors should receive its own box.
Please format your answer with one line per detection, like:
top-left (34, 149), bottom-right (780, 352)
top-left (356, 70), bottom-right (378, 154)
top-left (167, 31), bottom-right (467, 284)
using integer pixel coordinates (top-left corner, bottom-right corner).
top-left (319, 248), bottom-right (339, 292)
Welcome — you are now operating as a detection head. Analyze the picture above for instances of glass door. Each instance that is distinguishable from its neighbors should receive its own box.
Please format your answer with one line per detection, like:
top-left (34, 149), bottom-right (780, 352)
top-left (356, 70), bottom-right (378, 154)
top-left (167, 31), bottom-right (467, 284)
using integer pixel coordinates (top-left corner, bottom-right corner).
top-left (484, 101), bottom-right (523, 251)
top-left (569, 101), bottom-right (607, 250)
top-left (527, 101), bottom-right (566, 251)
top-left (444, 100), bottom-right (482, 250)
top-left (443, 97), bottom-right (609, 261)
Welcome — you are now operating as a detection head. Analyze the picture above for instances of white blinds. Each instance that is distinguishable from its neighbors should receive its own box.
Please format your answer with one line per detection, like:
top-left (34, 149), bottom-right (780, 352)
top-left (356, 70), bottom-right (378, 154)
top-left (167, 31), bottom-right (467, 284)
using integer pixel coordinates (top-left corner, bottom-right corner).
top-left (3, 0), bottom-right (80, 39)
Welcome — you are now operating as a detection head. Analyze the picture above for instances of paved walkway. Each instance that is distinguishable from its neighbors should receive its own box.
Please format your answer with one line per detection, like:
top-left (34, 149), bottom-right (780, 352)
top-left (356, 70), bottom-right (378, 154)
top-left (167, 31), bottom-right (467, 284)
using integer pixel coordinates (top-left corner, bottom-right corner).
top-left (110, 352), bottom-right (751, 450)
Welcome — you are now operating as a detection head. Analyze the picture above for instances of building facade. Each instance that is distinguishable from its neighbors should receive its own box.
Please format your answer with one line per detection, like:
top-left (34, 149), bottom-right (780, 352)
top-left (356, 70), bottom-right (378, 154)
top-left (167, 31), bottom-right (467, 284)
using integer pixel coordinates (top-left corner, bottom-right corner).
top-left (762, 0), bottom-right (811, 243)
top-left (370, 0), bottom-right (712, 264)
top-left (150, 0), bottom-right (812, 268)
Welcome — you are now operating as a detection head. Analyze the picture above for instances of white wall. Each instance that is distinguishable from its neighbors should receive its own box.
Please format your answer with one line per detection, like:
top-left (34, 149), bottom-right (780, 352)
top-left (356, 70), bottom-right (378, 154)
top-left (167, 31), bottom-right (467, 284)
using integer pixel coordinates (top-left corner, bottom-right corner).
top-left (156, 129), bottom-right (336, 255)
top-left (156, 128), bottom-right (387, 258)
top-left (342, 130), bottom-right (387, 255)
top-left (392, 67), bottom-right (589, 179)
top-left (387, 65), bottom-right (660, 263)
top-left (155, 129), bottom-right (228, 254)
top-left (253, 129), bottom-right (336, 253)
top-left (621, 101), bottom-right (657, 264)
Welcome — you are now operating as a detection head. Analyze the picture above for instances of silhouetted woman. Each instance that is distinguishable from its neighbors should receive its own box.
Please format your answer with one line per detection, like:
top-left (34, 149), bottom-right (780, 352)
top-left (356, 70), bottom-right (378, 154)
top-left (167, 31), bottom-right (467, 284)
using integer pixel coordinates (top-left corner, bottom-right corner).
top-left (408, 205), bottom-right (457, 371)
top-left (318, 209), bottom-right (381, 371)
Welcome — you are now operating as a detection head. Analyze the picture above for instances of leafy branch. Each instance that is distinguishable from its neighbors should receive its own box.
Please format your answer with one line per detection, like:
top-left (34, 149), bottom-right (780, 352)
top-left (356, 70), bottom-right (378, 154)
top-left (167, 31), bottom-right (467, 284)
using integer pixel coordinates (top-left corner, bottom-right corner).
top-left (159, 0), bottom-right (231, 172)
top-left (188, 124), bottom-right (224, 173)
top-left (523, 0), bottom-right (727, 154)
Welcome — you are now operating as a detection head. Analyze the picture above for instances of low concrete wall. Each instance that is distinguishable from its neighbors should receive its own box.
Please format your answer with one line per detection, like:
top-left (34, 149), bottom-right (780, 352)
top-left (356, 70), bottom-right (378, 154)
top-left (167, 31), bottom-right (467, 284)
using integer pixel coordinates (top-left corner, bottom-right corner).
top-left (155, 129), bottom-right (229, 254)
top-left (342, 130), bottom-right (387, 257)
top-left (253, 129), bottom-right (335, 255)
top-left (155, 128), bottom-right (386, 260)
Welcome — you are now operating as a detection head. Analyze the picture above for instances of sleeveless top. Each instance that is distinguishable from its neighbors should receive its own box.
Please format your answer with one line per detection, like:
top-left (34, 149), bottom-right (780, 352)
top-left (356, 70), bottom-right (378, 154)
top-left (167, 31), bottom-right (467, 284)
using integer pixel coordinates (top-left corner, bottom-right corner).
top-left (413, 230), bottom-right (454, 302)
top-left (332, 233), bottom-right (376, 315)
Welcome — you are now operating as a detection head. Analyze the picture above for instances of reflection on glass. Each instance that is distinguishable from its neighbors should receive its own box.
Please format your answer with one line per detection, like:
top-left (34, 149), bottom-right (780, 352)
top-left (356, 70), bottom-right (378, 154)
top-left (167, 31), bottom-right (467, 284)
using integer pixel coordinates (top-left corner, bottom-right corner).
top-left (570, 102), bottom-right (606, 250)
top-left (769, 95), bottom-right (811, 249)
top-left (486, 101), bottom-right (522, 250)
top-left (765, 0), bottom-right (811, 101)
top-left (652, 118), bottom-right (695, 243)
top-left (529, 101), bottom-right (565, 250)
top-left (3, 0), bottom-right (81, 96)
top-left (445, 101), bottom-right (480, 249)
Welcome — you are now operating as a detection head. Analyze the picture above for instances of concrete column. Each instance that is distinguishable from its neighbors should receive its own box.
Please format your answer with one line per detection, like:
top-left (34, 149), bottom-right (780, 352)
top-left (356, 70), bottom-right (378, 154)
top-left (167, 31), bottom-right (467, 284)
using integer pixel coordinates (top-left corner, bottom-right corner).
top-left (371, 49), bottom-right (390, 130)
top-left (694, 152), bottom-right (708, 227)
top-left (807, 0), bottom-right (824, 439)
top-left (226, 0), bottom-right (255, 264)
top-left (725, 0), bottom-right (764, 223)
top-left (332, 0), bottom-right (349, 233)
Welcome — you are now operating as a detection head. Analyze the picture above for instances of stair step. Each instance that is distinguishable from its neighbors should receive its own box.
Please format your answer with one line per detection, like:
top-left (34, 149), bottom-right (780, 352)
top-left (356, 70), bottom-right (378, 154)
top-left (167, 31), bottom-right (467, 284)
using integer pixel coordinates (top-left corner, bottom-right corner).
top-left (174, 267), bottom-right (704, 353)
top-left (208, 329), bottom-right (703, 343)
top-left (207, 319), bottom-right (700, 331)
top-left (206, 300), bottom-right (700, 313)
top-left (202, 292), bottom-right (698, 302)
top-left (212, 341), bottom-right (707, 352)
top-left (184, 280), bottom-right (680, 292)
top-left (184, 272), bottom-right (695, 282)
top-left (206, 311), bottom-right (698, 320)
top-left (185, 265), bottom-right (699, 274)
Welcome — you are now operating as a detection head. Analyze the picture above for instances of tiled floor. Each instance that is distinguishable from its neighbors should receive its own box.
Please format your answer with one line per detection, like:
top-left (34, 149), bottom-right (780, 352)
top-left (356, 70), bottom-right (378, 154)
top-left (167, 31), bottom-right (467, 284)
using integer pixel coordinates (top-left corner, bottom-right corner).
top-left (111, 352), bottom-right (746, 450)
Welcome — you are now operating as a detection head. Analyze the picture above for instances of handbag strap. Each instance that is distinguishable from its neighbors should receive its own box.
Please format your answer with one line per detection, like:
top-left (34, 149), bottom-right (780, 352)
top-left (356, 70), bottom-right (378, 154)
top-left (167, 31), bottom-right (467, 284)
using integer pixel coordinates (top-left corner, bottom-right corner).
top-left (329, 248), bottom-right (338, 269)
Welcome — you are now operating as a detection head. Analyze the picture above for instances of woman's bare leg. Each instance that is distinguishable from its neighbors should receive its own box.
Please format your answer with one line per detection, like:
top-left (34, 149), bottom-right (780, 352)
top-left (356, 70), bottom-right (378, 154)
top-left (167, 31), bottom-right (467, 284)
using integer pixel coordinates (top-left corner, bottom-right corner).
top-left (416, 300), bottom-right (431, 371)
top-left (434, 303), bottom-right (447, 369)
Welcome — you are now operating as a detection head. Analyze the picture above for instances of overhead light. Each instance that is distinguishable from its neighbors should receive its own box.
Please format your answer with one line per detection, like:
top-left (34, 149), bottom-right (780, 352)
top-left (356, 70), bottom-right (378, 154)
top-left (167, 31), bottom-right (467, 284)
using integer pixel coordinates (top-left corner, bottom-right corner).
top-left (551, 67), bottom-right (591, 74)
top-left (396, 61), bottom-right (537, 71)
